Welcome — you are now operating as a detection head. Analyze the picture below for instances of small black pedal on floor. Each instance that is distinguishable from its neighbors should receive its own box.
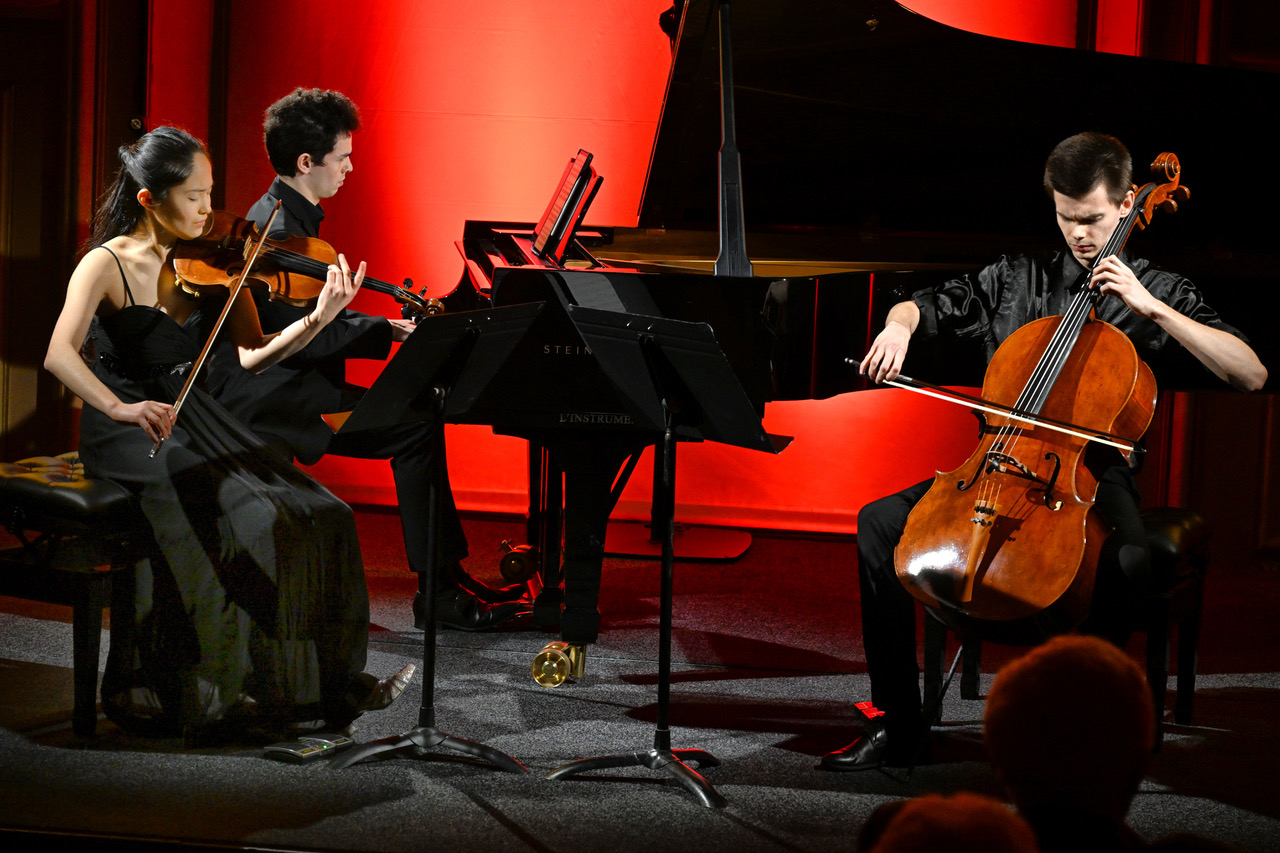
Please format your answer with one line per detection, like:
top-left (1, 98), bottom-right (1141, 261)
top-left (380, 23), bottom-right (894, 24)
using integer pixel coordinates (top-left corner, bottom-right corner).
top-left (263, 734), bottom-right (354, 764)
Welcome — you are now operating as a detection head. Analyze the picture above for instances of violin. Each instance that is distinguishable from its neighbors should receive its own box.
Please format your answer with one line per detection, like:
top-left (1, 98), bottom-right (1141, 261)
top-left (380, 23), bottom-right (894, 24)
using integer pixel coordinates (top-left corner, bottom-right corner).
top-left (172, 211), bottom-right (443, 320)
top-left (890, 153), bottom-right (1189, 643)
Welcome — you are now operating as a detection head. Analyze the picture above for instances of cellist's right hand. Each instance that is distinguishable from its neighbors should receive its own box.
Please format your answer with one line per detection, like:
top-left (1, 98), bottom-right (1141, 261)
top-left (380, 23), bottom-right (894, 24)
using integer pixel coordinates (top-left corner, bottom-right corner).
top-left (860, 321), bottom-right (912, 384)
top-left (312, 252), bottom-right (366, 326)
top-left (110, 399), bottom-right (176, 443)
top-left (859, 299), bottom-right (921, 384)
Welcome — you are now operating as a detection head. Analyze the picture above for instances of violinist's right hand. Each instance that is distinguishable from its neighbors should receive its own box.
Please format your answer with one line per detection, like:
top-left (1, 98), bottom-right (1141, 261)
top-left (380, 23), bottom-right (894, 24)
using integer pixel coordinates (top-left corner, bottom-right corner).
top-left (111, 399), bottom-right (176, 443)
top-left (312, 252), bottom-right (367, 325)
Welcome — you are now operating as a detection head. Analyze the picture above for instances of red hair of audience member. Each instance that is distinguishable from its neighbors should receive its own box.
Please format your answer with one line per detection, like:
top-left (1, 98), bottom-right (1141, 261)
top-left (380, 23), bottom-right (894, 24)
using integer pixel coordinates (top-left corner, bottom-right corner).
top-left (984, 635), bottom-right (1154, 824)
top-left (863, 792), bottom-right (1040, 853)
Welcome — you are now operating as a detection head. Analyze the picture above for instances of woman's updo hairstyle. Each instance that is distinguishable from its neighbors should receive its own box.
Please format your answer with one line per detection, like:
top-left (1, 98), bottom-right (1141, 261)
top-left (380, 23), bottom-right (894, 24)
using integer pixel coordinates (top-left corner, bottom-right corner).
top-left (87, 126), bottom-right (209, 250)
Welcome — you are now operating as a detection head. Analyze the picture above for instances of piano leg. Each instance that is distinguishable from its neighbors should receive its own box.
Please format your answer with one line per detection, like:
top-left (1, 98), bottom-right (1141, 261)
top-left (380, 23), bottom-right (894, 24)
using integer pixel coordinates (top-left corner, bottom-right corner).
top-left (531, 443), bottom-right (564, 631)
top-left (533, 438), bottom-right (646, 644)
top-left (545, 425), bottom-right (727, 808)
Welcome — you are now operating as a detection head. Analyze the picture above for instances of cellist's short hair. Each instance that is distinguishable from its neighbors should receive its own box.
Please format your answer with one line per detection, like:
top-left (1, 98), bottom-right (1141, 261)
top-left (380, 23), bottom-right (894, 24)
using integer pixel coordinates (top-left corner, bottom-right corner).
top-left (263, 88), bottom-right (360, 177)
top-left (1044, 132), bottom-right (1133, 204)
top-left (984, 635), bottom-right (1153, 822)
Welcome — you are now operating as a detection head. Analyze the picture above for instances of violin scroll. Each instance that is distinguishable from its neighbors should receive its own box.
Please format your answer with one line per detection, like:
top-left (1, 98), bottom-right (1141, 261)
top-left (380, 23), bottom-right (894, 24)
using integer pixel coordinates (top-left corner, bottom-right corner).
top-left (1136, 152), bottom-right (1191, 231)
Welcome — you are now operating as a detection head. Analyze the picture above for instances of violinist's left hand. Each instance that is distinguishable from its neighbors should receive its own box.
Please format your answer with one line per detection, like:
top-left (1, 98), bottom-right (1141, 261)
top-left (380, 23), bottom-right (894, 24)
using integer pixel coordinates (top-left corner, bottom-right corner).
top-left (387, 318), bottom-right (416, 342)
top-left (313, 253), bottom-right (366, 325)
top-left (1090, 255), bottom-right (1161, 319)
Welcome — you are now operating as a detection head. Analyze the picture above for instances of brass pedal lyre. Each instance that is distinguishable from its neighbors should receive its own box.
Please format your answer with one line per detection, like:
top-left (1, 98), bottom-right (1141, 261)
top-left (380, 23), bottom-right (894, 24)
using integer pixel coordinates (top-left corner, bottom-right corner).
top-left (531, 641), bottom-right (586, 687)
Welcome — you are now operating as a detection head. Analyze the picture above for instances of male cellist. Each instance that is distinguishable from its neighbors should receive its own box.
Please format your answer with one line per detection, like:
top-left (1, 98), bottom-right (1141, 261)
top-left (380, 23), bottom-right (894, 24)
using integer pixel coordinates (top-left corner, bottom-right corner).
top-left (207, 87), bottom-right (524, 631)
top-left (823, 131), bottom-right (1267, 772)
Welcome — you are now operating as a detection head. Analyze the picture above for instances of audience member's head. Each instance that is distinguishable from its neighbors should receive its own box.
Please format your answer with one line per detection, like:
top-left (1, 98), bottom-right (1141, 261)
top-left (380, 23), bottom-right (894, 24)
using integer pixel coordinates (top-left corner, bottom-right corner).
top-left (861, 792), bottom-right (1039, 853)
top-left (984, 635), bottom-right (1153, 824)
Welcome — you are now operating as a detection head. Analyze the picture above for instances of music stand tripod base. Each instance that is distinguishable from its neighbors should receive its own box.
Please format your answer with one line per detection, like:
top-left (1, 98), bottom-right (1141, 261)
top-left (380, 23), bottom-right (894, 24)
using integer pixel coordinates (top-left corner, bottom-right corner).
top-left (328, 380), bottom-right (528, 776)
top-left (544, 431), bottom-right (727, 808)
top-left (546, 738), bottom-right (726, 809)
top-left (328, 708), bottom-right (528, 774)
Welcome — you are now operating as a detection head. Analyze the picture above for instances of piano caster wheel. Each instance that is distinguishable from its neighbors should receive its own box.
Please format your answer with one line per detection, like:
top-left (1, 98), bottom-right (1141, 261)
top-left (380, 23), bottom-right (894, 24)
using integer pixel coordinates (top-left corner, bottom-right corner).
top-left (532, 641), bottom-right (586, 687)
top-left (499, 540), bottom-right (540, 583)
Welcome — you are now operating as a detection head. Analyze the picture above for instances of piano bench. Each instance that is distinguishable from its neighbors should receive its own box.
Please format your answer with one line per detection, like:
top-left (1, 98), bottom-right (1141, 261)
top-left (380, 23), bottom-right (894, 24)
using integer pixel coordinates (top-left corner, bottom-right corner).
top-left (922, 506), bottom-right (1210, 749)
top-left (0, 453), bottom-right (142, 736)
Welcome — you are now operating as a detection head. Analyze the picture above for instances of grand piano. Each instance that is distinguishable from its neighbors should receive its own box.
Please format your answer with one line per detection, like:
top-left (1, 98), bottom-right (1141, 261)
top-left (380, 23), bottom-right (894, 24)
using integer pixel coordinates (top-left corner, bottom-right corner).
top-left (458, 0), bottom-right (1277, 384)
top-left (446, 0), bottom-right (1278, 646)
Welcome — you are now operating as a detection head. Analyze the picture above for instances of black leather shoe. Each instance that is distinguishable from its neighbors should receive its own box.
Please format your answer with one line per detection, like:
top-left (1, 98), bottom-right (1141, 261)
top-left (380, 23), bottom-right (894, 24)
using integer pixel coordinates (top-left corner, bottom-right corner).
top-left (822, 717), bottom-right (892, 772)
top-left (822, 717), bottom-right (928, 771)
top-left (417, 588), bottom-right (522, 632)
top-left (453, 565), bottom-right (533, 605)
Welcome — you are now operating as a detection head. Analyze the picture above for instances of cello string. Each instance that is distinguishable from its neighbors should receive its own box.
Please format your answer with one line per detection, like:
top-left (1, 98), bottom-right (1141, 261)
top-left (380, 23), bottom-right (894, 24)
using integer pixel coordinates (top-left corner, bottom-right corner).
top-left (979, 193), bottom-right (1142, 501)
top-left (1014, 184), bottom-right (1148, 419)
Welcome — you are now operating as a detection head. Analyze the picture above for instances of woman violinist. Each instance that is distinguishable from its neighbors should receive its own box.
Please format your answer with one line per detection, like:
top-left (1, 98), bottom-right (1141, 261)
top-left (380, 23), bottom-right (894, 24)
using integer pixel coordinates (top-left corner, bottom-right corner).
top-left (822, 132), bottom-right (1266, 772)
top-left (44, 126), bottom-right (412, 740)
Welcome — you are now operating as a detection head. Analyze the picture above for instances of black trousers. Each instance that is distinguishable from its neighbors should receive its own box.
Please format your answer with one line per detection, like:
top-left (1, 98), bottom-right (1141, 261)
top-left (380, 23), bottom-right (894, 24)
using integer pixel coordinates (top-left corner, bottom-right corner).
top-left (267, 419), bottom-right (470, 593)
top-left (856, 464), bottom-right (1150, 733)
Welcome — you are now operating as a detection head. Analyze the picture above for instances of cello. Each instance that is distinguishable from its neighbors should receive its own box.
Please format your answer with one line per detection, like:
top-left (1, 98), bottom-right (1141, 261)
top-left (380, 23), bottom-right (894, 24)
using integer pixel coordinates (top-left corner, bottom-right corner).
top-left (891, 153), bottom-right (1190, 645)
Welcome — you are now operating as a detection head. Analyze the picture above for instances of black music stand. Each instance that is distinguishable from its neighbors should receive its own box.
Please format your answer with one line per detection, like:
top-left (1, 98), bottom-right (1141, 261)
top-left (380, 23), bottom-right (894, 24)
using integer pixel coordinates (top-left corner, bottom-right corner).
top-left (542, 305), bottom-right (786, 808)
top-left (328, 304), bottom-right (545, 774)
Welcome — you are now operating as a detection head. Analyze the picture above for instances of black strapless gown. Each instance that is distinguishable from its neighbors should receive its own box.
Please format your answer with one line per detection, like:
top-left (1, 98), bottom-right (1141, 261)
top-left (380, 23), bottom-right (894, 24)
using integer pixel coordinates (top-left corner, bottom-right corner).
top-left (79, 306), bottom-right (370, 736)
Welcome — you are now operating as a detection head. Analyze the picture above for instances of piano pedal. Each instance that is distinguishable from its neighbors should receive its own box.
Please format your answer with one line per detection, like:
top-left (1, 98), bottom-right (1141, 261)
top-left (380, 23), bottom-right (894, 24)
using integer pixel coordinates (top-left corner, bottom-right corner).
top-left (499, 540), bottom-right (541, 582)
top-left (531, 641), bottom-right (586, 688)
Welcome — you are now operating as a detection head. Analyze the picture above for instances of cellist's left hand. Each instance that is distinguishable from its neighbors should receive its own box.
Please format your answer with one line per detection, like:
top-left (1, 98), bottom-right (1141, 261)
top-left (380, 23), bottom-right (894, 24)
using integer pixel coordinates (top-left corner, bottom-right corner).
top-left (1090, 255), bottom-right (1161, 319)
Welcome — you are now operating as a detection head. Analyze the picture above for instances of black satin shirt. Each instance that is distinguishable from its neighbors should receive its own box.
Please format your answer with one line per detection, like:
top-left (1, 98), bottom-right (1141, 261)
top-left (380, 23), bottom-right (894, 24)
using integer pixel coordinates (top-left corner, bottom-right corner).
top-left (911, 250), bottom-right (1246, 387)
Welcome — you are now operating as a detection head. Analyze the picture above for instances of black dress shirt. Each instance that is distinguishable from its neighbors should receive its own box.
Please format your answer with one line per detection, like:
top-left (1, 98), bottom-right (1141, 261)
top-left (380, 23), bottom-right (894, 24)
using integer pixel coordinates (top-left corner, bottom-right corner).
top-left (911, 250), bottom-right (1246, 389)
top-left (204, 179), bottom-right (392, 464)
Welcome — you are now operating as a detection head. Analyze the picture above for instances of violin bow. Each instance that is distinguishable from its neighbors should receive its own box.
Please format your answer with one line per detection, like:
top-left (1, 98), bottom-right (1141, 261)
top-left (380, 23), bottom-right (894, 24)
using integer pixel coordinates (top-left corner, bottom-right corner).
top-left (149, 202), bottom-right (283, 457)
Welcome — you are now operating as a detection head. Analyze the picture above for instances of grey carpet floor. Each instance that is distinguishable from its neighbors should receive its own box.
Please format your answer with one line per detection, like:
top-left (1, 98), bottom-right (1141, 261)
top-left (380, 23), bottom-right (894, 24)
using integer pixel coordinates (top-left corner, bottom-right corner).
top-left (0, 513), bottom-right (1278, 851)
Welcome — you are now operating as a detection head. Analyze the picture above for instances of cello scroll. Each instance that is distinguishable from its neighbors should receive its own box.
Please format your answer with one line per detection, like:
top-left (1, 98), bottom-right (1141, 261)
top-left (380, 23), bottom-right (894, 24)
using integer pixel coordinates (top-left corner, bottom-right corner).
top-left (1135, 152), bottom-right (1190, 231)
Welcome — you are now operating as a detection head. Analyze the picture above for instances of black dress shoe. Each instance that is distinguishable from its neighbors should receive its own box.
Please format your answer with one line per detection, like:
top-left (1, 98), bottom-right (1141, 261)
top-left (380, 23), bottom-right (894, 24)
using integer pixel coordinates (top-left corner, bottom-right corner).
top-left (822, 717), bottom-right (892, 772)
top-left (452, 565), bottom-right (533, 605)
top-left (822, 716), bottom-right (928, 771)
top-left (416, 588), bottom-right (523, 632)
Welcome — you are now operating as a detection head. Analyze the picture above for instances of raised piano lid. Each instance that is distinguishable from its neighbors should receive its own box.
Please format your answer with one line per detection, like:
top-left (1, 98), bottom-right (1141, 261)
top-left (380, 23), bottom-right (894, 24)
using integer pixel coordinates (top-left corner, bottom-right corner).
top-left (605, 0), bottom-right (1279, 386)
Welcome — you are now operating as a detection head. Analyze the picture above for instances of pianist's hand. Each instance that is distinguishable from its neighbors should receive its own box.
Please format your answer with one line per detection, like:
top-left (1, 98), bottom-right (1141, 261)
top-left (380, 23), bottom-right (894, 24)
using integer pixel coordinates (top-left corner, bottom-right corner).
top-left (387, 318), bottom-right (416, 342)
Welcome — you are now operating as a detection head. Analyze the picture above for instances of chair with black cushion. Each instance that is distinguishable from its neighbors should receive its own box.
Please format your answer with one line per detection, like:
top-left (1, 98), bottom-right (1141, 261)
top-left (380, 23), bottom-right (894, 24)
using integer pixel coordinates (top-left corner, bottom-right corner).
top-left (922, 507), bottom-right (1210, 747)
top-left (0, 453), bottom-right (142, 736)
